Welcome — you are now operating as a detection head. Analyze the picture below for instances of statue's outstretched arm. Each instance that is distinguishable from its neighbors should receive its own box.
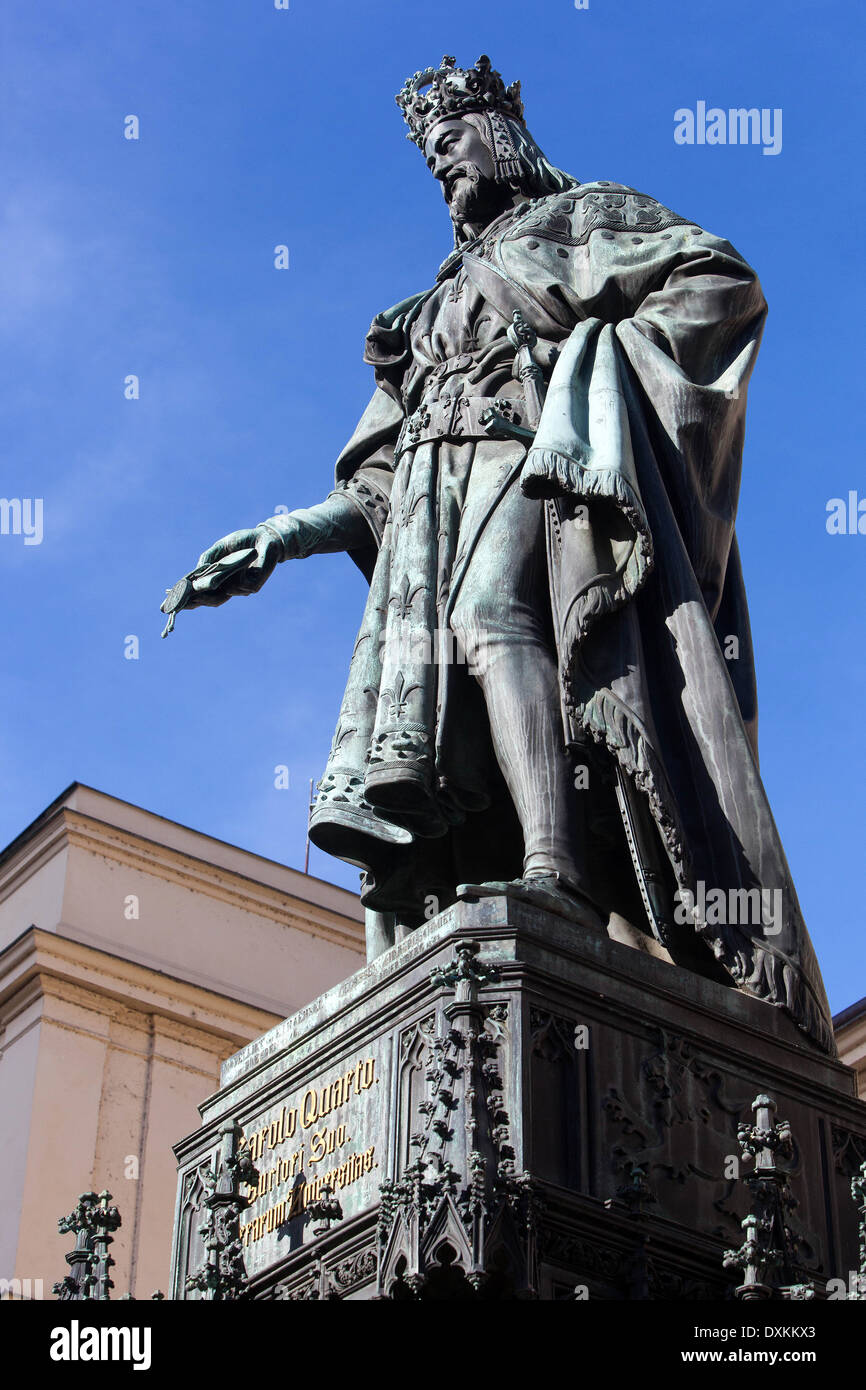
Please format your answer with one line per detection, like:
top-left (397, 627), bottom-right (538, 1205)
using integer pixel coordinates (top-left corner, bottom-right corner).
top-left (164, 491), bottom-right (374, 619)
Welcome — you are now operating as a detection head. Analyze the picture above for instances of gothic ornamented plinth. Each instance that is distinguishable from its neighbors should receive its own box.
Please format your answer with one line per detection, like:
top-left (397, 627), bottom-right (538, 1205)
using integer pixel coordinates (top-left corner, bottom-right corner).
top-left (170, 899), bottom-right (865, 1300)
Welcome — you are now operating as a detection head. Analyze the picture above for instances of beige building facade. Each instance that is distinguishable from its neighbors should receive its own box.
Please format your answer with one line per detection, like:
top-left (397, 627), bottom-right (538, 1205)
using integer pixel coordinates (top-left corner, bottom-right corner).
top-left (835, 996), bottom-right (866, 1098)
top-left (0, 784), bottom-right (364, 1298)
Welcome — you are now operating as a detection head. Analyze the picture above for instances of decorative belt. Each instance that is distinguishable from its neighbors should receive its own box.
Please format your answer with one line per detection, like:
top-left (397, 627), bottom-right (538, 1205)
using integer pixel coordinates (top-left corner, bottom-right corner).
top-left (395, 394), bottom-right (533, 457)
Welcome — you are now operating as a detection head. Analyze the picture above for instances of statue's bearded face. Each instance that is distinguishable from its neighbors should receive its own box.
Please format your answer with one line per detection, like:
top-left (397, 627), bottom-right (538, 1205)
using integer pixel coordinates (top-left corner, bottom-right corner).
top-left (423, 116), bottom-right (508, 231)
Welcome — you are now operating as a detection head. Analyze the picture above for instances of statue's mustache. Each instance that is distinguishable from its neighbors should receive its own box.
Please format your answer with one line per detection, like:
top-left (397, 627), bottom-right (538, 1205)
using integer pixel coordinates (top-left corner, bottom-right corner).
top-left (443, 163), bottom-right (481, 200)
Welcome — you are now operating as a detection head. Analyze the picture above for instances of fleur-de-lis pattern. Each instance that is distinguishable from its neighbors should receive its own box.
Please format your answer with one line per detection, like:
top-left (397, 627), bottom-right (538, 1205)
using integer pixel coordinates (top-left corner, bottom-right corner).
top-left (329, 719), bottom-right (357, 759)
top-left (379, 672), bottom-right (421, 722)
top-left (398, 486), bottom-right (430, 528)
top-left (388, 576), bottom-right (428, 620)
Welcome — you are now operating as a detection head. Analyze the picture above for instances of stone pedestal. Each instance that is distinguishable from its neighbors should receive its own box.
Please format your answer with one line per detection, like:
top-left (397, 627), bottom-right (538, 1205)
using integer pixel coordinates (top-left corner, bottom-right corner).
top-left (170, 898), bottom-right (866, 1300)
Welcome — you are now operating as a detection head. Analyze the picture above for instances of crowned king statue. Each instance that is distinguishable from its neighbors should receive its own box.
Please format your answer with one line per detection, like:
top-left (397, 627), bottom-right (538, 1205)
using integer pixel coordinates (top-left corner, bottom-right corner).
top-left (164, 56), bottom-right (834, 1056)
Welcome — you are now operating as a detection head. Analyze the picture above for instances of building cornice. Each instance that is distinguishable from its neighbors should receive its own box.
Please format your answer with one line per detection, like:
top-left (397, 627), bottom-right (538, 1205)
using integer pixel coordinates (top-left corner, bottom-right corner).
top-left (61, 809), bottom-right (363, 952)
top-left (0, 926), bottom-right (280, 1047)
top-left (0, 797), bottom-right (364, 956)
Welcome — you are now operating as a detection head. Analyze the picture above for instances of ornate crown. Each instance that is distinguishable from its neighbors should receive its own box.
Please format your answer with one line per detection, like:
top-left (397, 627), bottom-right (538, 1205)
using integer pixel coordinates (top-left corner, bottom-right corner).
top-left (396, 54), bottom-right (524, 151)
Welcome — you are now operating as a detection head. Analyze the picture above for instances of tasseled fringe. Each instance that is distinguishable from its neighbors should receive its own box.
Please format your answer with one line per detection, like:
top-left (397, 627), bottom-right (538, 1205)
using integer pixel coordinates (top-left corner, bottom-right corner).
top-left (494, 157), bottom-right (522, 182)
top-left (523, 447), bottom-right (654, 636)
top-left (571, 686), bottom-right (836, 1057)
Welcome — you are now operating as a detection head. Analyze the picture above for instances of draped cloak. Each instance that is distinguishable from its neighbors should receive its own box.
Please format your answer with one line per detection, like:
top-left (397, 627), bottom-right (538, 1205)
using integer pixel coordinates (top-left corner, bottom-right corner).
top-left (307, 181), bottom-right (835, 1056)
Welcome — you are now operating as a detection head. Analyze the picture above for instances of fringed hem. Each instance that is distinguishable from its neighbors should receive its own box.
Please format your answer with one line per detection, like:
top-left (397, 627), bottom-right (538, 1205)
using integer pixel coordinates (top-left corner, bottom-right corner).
top-left (569, 684), bottom-right (690, 887)
top-left (569, 685), bottom-right (836, 1056)
top-left (523, 449), bottom-right (654, 638)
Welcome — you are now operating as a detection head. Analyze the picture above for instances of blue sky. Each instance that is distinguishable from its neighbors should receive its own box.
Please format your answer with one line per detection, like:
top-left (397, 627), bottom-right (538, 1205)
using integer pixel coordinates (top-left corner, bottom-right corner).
top-left (2, 0), bottom-right (864, 1012)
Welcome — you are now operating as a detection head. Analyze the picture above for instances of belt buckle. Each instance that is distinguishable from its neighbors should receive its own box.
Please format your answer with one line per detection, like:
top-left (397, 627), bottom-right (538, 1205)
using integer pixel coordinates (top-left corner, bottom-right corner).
top-left (444, 394), bottom-right (468, 437)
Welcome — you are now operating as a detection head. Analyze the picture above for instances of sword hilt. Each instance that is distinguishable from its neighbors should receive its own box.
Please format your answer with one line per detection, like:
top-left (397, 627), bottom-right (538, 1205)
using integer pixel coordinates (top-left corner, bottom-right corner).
top-left (508, 310), bottom-right (546, 430)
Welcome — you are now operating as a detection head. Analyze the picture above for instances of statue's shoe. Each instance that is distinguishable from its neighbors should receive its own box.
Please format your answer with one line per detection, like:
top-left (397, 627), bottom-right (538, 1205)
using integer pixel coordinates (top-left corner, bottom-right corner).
top-left (455, 873), bottom-right (604, 931)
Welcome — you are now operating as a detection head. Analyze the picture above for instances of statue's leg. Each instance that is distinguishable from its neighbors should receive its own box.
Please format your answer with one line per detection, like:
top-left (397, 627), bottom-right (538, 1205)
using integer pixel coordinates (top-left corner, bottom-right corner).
top-left (364, 908), bottom-right (395, 959)
top-left (450, 469), bottom-right (601, 916)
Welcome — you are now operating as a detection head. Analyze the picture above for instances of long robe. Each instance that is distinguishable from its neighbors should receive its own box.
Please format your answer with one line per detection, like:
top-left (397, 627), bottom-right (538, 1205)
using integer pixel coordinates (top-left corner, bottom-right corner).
top-left (307, 181), bottom-right (835, 1056)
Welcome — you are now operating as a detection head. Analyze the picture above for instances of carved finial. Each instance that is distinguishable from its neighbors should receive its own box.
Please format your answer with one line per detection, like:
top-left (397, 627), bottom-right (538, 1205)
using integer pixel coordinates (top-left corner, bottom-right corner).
top-left (723, 1092), bottom-right (813, 1300)
top-left (53, 1190), bottom-right (122, 1301)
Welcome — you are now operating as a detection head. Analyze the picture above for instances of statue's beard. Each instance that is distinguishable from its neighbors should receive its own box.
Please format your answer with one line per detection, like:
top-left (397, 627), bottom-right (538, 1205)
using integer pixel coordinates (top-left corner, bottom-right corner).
top-left (445, 165), bottom-right (512, 238)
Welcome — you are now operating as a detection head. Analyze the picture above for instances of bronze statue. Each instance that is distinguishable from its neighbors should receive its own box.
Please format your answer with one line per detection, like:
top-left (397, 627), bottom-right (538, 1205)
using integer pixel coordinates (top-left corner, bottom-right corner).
top-left (163, 56), bottom-right (833, 1054)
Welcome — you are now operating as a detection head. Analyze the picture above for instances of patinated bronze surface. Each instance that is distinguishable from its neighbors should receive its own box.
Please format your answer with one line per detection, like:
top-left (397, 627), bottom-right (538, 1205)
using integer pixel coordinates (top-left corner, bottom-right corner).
top-left (163, 56), bottom-right (833, 1054)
